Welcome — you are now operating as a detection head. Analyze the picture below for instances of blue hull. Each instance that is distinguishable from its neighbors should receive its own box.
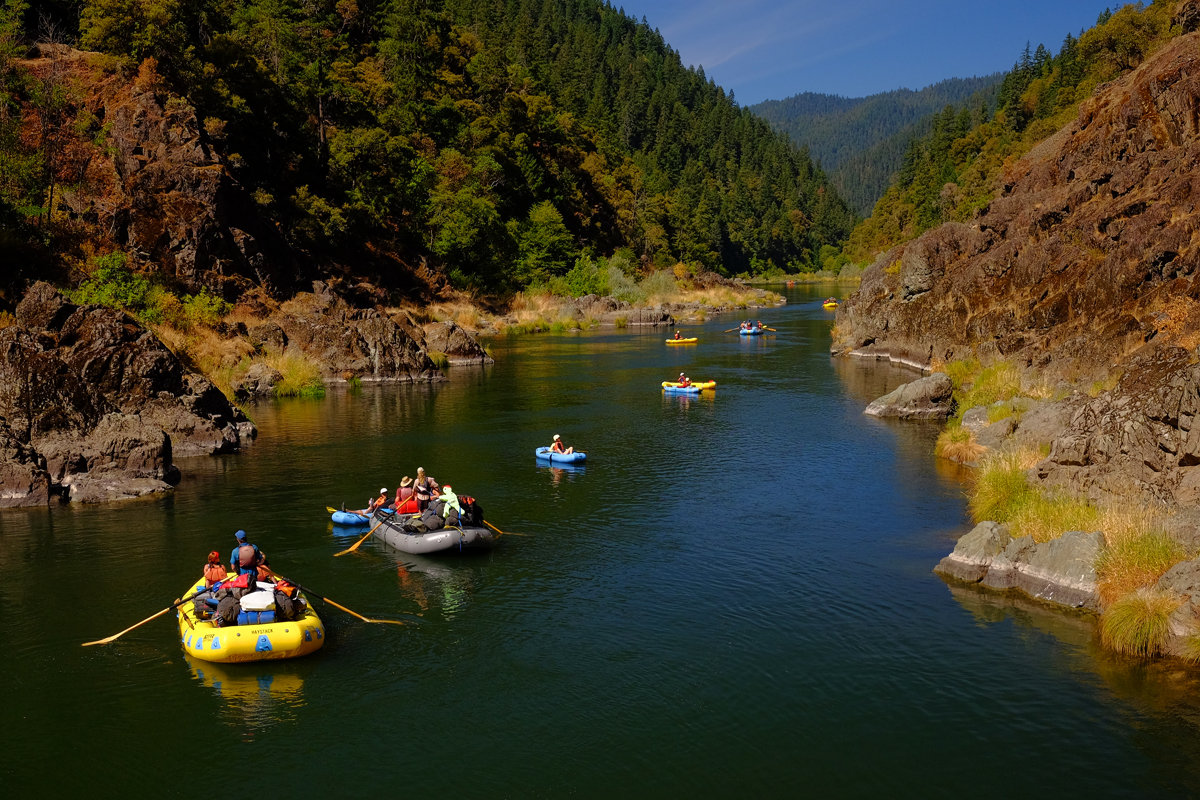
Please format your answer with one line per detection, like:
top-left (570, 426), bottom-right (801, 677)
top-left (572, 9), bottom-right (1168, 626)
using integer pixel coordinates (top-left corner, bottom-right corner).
top-left (663, 386), bottom-right (702, 394)
top-left (535, 447), bottom-right (587, 463)
top-left (331, 511), bottom-right (371, 525)
top-left (739, 328), bottom-right (763, 336)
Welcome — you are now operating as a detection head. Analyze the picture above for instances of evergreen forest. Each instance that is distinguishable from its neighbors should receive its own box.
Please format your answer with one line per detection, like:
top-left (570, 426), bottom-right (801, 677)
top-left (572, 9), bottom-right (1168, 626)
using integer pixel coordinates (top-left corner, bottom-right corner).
top-left (0, 0), bottom-right (857, 296)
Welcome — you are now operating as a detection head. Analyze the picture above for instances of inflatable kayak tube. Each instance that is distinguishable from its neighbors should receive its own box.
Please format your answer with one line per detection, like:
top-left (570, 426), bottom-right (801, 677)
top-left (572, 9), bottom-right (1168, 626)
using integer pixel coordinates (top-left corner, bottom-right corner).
top-left (822, 301), bottom-right (838, 309)
top-left (331, 510), bottom-right (371, 525)
top-left (665, 338), bottom-right (698, 345)
top-left (177, 575), bottom-right (325, 664)
top-left (661, 380), bottom-right (716, 392)
top-left (739, 327), bottom-right (764, 336)
top-left (535, 447), bottom-right (587, 463)
top-left (371, 512), bottom-right (495, 555)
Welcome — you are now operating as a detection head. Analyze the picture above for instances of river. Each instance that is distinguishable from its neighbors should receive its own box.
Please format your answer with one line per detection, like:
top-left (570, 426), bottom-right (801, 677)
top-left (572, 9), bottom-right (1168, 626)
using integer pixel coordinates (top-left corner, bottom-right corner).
top-left (4, 285), bottom-right (1200, 796)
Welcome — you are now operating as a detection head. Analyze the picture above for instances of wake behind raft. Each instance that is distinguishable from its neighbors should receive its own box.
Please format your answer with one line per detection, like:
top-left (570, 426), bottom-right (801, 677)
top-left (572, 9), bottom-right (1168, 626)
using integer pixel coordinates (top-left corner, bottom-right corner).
top-left (368, 494), bottom-right (493, 554)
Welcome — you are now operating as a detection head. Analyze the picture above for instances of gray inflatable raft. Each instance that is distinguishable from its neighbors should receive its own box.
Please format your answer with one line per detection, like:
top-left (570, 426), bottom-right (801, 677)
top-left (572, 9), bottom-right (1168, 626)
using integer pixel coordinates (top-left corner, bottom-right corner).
top-left (370, 510), bottom-right (495, 554)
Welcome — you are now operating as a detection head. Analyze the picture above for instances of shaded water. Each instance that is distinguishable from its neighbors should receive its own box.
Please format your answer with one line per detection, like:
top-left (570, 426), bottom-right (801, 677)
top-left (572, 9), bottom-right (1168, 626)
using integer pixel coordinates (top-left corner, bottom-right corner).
top-left (5, 285), bottom-right (1200, 796)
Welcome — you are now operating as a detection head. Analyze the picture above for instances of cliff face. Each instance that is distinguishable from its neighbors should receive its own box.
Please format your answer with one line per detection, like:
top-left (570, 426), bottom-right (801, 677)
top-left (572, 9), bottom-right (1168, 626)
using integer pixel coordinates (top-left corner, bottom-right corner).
top-left (833, 31), bottom-right (1200, 383)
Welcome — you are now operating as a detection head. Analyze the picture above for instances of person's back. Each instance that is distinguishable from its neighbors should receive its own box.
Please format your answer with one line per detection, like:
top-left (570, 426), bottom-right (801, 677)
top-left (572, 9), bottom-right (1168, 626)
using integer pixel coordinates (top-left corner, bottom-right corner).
top-left (202, 551), bottom-right (226, 587)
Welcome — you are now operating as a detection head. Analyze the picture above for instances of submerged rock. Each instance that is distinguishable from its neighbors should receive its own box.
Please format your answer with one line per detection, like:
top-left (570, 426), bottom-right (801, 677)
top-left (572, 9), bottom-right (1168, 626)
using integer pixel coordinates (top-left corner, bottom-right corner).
top-left (864, 372), bottom-right (953, 419)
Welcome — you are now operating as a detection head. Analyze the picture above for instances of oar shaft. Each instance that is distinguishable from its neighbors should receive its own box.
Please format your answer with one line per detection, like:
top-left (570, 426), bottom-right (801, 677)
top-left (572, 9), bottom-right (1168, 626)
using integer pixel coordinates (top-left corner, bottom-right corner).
top-left (335, 514), bottom-right (389, 556)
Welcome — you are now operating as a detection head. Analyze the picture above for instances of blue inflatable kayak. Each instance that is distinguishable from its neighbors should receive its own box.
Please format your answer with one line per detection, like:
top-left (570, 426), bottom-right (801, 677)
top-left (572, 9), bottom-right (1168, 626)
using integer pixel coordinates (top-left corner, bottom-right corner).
top-left (331, 510), bottom-right (371, 525)
top-left (535, 447), bottom-right (587, 463)
top-left (739, 327), bottom-right (764, 336)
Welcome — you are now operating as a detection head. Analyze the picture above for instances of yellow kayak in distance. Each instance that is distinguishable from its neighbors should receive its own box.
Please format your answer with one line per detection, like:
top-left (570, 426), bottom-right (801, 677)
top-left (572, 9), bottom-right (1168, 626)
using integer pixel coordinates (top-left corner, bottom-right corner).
top-left (177, 574), bottom-right (325, 664)
top-left (823, 300), bottom-right (839, 309)
top-left (666, 337), bottom-right (698, 345)
top-left (662, 380), bottom-right (716, 391)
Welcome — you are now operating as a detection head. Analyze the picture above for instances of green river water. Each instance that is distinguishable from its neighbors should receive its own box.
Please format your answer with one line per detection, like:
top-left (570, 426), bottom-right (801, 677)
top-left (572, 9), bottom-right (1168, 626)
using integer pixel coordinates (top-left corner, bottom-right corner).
top-left (4, 285), bottom-right (1200, 796)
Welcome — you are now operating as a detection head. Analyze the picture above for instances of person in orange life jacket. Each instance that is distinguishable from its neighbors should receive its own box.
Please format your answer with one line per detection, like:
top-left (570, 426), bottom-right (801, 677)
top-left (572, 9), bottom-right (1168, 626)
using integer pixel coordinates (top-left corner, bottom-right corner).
top-left (677, 372), bottom-right (691, 388)
top-left (365, 487), bottom-right (388, 514)
top-left (673, 331), bottom-right (682, 340)
top-left (202, 551), bottom-right (226, 587)
top-left (414, 468), bottom-right (439, 511)
top-left (550, 433), bottom-right (574, 455)
top-left (229, 530), bottom-right (268, 577)
top-left (393, 476), bottom-right (417, 513)
top-left (756, 320), bottom-right (763, 329)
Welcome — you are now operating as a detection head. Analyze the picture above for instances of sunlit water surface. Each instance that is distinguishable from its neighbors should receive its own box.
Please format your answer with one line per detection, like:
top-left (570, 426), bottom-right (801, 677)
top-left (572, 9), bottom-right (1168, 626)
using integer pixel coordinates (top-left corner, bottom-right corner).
top-left (4, 286), bottom-right (1200, 796)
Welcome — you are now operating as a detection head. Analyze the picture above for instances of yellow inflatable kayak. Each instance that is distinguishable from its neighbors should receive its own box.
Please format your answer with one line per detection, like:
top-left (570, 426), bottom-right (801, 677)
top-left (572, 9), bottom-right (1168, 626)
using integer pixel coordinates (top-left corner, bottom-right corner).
top-left (176, 574), bottom-right (325, 663)
top-left (823, 300), bottom-right (839, 309)
top-left (666, 337), bottom-right (698, 345)
top-left (662, 380), bottom-right (716, 391)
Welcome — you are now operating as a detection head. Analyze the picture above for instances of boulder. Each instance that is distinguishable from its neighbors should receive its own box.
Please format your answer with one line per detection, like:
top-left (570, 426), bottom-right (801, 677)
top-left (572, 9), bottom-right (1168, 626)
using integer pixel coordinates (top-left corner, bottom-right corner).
top-left (421, 321), bottom-right (494, 365)
top-left (0, 416), bottom-right (50, 507)
top-left (976, 417), bottom-right (1018, 450)
top-left (247, 321), bottom-right (288, 352)
top-left (935, 521), bottom-right (1011, 582)
top-left (232, 363), bottom-right (283, 399)
top-left (864, 372), bottom-right (954, 419)
top-left (961, 406), bottom-right (990, 434)
top-left (599, 306), bottom-right (674, 327)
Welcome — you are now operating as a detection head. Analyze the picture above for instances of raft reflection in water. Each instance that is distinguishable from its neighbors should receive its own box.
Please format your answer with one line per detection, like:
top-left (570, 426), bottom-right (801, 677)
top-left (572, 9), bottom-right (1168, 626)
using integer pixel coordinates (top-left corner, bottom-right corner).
top-left (185, 653), bottom-right (307, 732)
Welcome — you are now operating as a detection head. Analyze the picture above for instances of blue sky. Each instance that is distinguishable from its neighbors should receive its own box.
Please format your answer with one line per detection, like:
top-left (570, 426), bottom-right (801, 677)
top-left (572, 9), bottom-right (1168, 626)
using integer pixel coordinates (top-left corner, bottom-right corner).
top-left (622, 0), bottom-right (1116, 103)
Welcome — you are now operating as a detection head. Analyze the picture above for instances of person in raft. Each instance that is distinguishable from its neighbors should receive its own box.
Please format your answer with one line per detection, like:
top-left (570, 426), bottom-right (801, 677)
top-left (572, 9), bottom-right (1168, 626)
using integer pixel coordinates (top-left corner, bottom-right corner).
top-left (202, 551), bottom-right (226, 587)
top-left (229, 530), bottom-right (269, 578)
top-left (677, 372), bottom-right (691, 387)
top-left (414, 468), bottom-right (440, 512)
top-left (550, 433), bottom-right (574, 455)
top-left (393, 476), bottom-right (418, 513)
top-left (673, 331), bottom-right (682, 340)
top-left (756, 320), bottom-right (763, 329)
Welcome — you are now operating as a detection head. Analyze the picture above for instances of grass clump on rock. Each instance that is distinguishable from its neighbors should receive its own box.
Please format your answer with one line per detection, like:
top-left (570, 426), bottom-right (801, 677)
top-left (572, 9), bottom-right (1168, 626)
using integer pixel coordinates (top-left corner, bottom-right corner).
top-left (1100, 588), bottom-right (1180, 657)
top-left (1096, 508), bottom-right (1185, 606)
top-left (968, 447), bottom-right (1041, 523)
top-left (934, 424), bottom-right (985, 463)
top-left (264, 351), bottom-right (325, 398)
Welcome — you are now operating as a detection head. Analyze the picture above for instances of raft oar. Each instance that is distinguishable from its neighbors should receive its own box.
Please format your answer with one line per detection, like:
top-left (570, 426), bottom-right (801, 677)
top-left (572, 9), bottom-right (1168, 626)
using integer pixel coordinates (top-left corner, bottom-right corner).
top-left (326, 506), bottom-right (339, 514)
top-left (82, 589), bottom-right (206, 646)
top-left (334, 513), bottom-right (390, 556)
top-left (264, 569), bottom-right (404, 626)
top-left (484, 520), bottom-right (531, 537)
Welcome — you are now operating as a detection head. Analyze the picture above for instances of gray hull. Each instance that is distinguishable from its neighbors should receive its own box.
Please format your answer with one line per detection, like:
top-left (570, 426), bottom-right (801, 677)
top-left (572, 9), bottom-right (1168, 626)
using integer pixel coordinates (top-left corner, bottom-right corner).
top-left (371, 514), bottom-right (494, 554)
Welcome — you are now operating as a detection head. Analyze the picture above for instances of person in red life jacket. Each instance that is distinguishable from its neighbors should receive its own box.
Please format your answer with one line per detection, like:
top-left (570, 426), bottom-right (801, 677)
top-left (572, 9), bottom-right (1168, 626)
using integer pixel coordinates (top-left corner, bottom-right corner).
top-left (414, 468), bottom-right (439, 512)
top-left (673, 331), bottom-right (682, 340)
top-left (677, 372), bottom-right (691, 388)
top-left (550, 433), bottom-right (574, 455)
top-left (202, 551), bottom-right (226, 587)
top-left (393, 476), bottom-right (417, 513)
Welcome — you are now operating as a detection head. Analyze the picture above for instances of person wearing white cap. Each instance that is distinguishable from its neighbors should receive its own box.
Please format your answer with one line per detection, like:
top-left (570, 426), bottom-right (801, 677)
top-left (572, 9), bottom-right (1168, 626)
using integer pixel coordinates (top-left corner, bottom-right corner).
top-left (365, 487), bottom-right (388, 515)
top-left (677, 372), bottom-right (691, 388)
top-left (550, 433), bottom-right (575, 455)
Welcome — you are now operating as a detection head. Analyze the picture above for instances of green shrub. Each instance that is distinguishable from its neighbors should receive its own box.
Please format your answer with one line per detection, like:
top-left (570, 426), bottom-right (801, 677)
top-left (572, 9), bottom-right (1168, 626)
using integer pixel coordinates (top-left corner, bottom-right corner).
top-left (427, 350), bottom-right (450, 369)
top-left (959, 361), bottom-right (1021, 409)
top-left (944, 357), bottom-right (982, 390)
top-left (639, 269), bottom-right (678, 298)
top-left (1101, 588), bottom-right (1179, 657)
top-left (72, 253), bottom-right (152, 311)
top-left (607, 265), bottom-right (646, 304)
top-left (969, 448), bottom-right (1037, 523)
top-left (269, 352), bottom-right (326, 398)
top-left (183, 289), bottom-right (232, 327)
top-left (561, 256), bottom-right (609, 297)
top-left (614, 315), bottom-right (628, 328)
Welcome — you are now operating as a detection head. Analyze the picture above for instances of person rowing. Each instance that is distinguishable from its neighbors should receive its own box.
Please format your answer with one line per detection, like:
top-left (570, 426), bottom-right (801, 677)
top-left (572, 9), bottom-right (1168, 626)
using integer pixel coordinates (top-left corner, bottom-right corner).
top-left (673, 331), bottom-right (682, 340)
top-left (550, 434), bottom-right (574, 455)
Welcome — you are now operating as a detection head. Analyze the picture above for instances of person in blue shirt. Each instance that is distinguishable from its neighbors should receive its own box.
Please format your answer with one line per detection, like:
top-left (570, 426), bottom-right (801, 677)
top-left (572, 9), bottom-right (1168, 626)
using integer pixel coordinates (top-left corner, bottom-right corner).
top-left (229, 530), bottom-right (267, 576)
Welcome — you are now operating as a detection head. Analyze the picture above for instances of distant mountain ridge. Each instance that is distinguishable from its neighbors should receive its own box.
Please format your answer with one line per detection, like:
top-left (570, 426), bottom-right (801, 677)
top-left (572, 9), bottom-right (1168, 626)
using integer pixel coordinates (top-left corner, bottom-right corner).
top-left (751, 76), bottom-right (1003, 215)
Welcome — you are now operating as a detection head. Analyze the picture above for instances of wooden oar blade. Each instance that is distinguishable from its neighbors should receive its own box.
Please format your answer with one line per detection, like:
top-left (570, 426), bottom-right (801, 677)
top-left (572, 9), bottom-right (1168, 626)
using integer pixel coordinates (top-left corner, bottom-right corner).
top-left (81, 606), bottom-right (172, 646)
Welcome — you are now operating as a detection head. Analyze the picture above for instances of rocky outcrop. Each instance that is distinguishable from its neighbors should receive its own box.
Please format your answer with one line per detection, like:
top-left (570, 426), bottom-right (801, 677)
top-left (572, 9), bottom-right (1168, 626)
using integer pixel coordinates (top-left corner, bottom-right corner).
top-left (936, 522), bottom-right (1104, 611)
top-left (266, 283), bottom-right (440, 383)
top-left (833, 31), bottom-right (1200, 386)
top-left (864, 372), bottom-right (953, 419)
top-left (231, 363), bottom-right (283, 398)
top-left (0, 283), bottom-right (254, 505)
top-left (421, 321), bottom-right (494, 365)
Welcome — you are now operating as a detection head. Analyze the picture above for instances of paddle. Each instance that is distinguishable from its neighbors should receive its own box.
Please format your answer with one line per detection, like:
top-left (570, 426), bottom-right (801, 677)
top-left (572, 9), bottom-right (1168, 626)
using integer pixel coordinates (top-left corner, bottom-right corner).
top-left (763, 326), bottom-right (777, 331)
top-left (263, 568), bottom-right (405, 626)
top-left (483, 520), bottom-right (532, 537)
top-left (83, 588), bottom-right (206, 646)
top-left (334, 512), bottom-right (391, 557)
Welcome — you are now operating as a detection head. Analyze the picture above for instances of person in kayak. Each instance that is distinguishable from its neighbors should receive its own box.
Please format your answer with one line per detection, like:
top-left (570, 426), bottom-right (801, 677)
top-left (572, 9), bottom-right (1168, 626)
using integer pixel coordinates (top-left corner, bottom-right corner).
top-left (365, 487), bottom-right (388, 514)
top-left (393, 476), bottom-right (417, 513)
top-left (673, 331), bottom-right (682, 340)
top-left (756, 320), bottom-right (763, 330)
top-left (677, 372), bottom-right (691, 388)
top-left (414, 468), bottom-right (439, 511)
top-left (550, 434), bottom-right (574, 455)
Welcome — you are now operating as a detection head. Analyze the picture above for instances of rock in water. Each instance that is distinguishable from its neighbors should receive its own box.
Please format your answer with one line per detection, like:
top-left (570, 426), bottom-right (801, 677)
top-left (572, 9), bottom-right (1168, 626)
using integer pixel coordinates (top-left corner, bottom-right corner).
top-left (864, 373), bottom-right (953, 419)
top-left (421, 321), bottom-right (494, 365)
top-left (935, 522), bottom-right (1011, 582)
top-left (0, 283), bottom-right (255, 505)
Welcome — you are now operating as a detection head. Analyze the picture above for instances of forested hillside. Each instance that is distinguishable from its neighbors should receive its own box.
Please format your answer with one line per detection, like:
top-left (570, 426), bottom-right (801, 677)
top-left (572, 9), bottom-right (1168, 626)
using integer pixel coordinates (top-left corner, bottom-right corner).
top-left (750, 76), bottom-right (1002, 215)
top-left (845, 0), bottom-right (1184, 264)
top-left (0, 0), bottom-right (855, 303)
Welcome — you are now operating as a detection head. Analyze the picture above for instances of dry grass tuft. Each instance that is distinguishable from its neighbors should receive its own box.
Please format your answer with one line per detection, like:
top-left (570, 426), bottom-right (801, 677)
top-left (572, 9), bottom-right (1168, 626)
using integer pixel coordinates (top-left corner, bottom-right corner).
top-left (969, 447), bottom-right (1042, 523)
top-left (935, 425), bottom-right (986, 463)
top-left (1009, 492), bottom-right (1100, 544)
top-left (1095, 505), bottom-right (1185, 606)
top-left (1100, 588), bottom-right (1180, 657)
top-left (260, 350), bottom-right (326, 397)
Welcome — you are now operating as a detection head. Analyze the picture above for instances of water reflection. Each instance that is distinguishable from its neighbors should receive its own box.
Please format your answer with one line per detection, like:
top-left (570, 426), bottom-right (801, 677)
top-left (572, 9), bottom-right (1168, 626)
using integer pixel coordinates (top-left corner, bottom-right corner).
top-left (381, 549), bottom-right (483, 619)
top-left (538, 463), bottom-right (586, 486)
top-left (185, 654), bottom-right (307, 735)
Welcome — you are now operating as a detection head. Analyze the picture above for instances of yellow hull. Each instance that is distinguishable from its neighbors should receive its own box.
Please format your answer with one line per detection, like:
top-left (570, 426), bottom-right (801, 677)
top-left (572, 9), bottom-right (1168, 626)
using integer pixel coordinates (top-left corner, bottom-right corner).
top-left (661, 380), bottom-right (716, 390)
top-left (823, 302), bottom-right (838, 309)
top-left (666, 338), bottom-right (698, 345)
top-left (177, 576), bottom-right (325, 663)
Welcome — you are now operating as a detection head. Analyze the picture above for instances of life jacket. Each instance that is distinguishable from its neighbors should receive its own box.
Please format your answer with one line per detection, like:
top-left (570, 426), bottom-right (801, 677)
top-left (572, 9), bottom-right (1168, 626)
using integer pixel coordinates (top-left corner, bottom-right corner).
top-left (203, 563), bottom-right (226, 587)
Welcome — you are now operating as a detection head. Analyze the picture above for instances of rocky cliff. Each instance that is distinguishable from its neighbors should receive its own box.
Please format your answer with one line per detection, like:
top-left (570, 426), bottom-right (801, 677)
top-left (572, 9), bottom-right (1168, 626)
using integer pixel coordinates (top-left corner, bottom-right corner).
top-left (0, 283), bottom-right (253, 506)
top-left (833, 30), bottom-right (1200, 383)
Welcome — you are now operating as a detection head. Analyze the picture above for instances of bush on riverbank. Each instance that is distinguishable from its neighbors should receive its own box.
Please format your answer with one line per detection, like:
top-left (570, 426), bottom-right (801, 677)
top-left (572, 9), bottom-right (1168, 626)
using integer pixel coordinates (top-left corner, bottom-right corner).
top-left (1101, 588), bottom-right (1180, 657)
top-left (263, 351), bottom-right (326, 398)
top-left (934, 424), bottom-right (985, 462)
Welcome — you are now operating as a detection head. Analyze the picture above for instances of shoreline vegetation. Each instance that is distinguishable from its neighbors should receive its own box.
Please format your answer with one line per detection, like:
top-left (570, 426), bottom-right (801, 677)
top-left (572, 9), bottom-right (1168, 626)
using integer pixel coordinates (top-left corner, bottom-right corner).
top-left (926, 354), bottom-right (1198, 661)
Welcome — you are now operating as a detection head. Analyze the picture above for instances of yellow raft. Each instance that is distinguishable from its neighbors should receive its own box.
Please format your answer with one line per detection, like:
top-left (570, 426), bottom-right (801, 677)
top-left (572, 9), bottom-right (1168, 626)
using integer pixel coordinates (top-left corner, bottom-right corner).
top-left (823, 300), bottom-right (839, 309)
top-left (666, 337), bottom-right (698, 345)
top-left (176, 575), bottom-right (325, 664)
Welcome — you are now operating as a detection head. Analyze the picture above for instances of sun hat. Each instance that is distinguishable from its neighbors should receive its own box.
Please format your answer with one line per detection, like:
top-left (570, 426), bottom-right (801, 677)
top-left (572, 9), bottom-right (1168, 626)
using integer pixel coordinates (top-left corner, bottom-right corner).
top-left (400, 476), bottom-right (413, 487)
